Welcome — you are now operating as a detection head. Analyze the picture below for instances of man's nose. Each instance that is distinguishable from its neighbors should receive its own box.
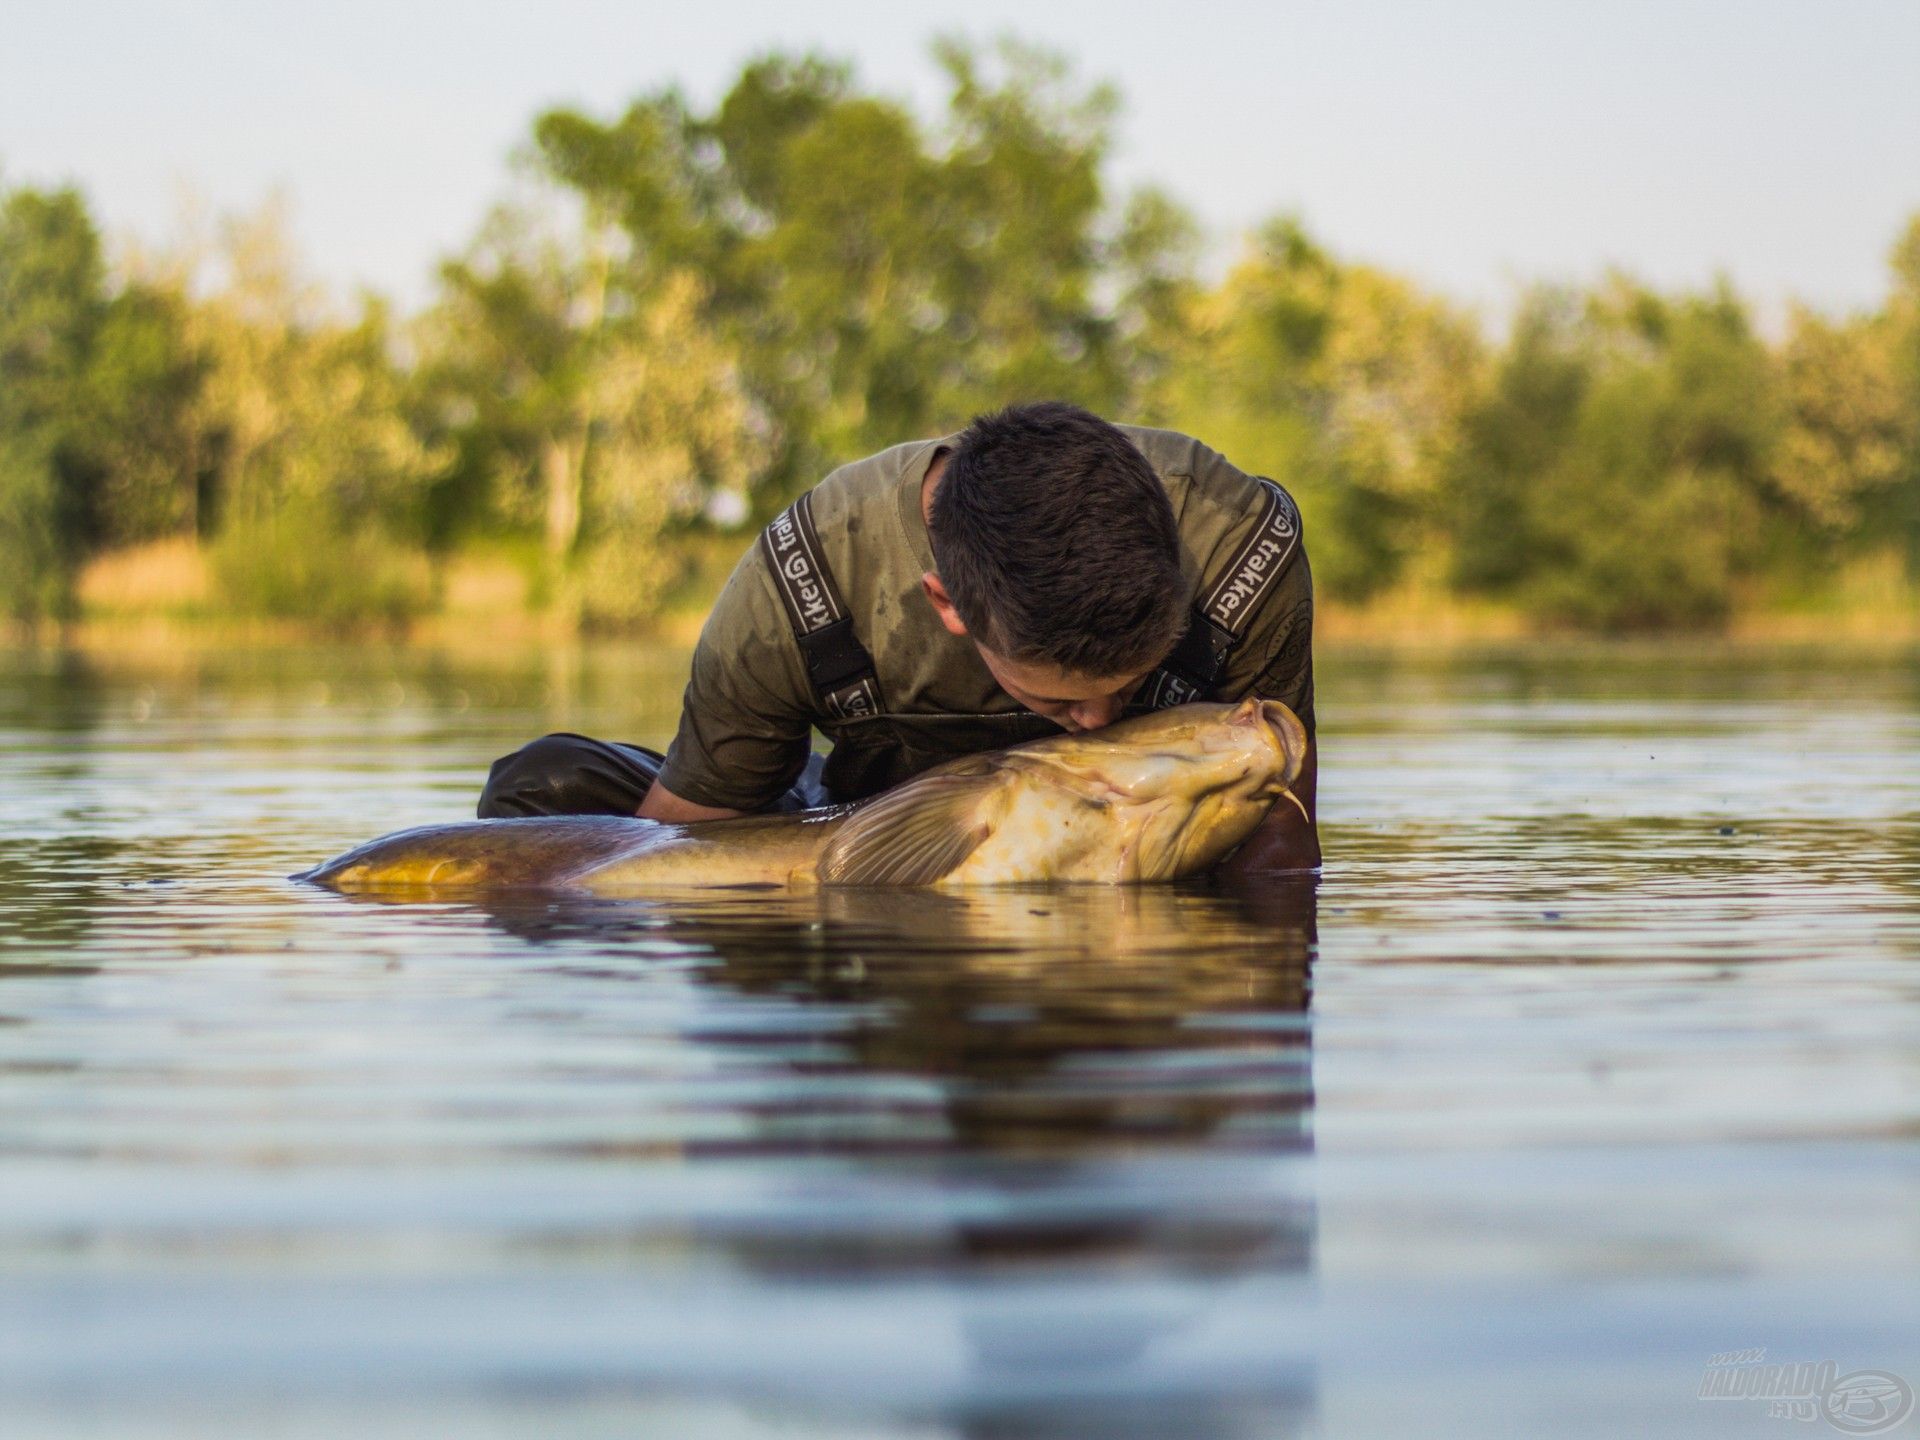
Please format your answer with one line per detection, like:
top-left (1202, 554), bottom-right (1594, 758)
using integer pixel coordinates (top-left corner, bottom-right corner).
top-left (1066, 695), bottom-right (1124, 732)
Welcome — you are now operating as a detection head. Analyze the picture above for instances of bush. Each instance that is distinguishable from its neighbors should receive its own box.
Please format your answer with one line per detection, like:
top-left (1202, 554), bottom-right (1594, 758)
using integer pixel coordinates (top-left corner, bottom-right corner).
top-left (569, 536), bottom-right (685, 631)
top-left (210, 511), bottom-right (432, 630)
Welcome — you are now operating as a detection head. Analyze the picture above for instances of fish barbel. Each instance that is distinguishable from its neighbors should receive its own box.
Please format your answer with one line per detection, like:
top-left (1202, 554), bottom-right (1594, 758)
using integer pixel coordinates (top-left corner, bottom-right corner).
top-left (296, 698), bottom-right (1308, 893)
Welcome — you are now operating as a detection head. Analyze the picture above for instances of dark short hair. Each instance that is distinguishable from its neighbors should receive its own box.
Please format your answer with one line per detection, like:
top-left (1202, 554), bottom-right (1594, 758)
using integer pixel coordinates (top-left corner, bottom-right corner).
top-left (929, 402), bottom-right (1187, 677)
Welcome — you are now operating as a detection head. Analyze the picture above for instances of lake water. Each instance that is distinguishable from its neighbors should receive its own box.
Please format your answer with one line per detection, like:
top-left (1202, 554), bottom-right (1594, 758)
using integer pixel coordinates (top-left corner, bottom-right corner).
top-left (1, 642), bottom-right (1915, 1438)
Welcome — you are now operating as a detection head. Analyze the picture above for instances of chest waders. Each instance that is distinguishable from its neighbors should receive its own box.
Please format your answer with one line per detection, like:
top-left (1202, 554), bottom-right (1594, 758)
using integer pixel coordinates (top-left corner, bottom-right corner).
top-left (758, 479), bottom-right (1303, 801)
top-left (1137, 478), bottom-right (1303, 711)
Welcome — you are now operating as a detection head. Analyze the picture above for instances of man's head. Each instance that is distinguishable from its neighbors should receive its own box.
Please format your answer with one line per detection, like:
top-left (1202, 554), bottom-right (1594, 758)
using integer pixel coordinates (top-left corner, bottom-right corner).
top-left (923, 402), bottom-right (1187, 732)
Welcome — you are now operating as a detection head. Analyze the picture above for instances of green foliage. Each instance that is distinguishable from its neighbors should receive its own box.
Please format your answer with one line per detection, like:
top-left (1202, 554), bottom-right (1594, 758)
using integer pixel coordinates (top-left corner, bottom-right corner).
top-left (1447, 279), bottom-right (1787, 629)
top-left (524, 37), bottom-right (1148, 501)
top-left (83, 281), bottom-right (209, 544)
top-left (4, 45), bottom-right (1920, 636)
top-left (1447, 290), bottom-right (1589, 593)
top-left (1155, 218), bottom-right (1484, 599)
top-left (0, 428), bottom-right (67, 619)
top-left (209, 501), bottom-right (431, 630)
top-left (187, 206), bottom-right (445, 543)
top-left (0, 186), bottom-right (107, 619)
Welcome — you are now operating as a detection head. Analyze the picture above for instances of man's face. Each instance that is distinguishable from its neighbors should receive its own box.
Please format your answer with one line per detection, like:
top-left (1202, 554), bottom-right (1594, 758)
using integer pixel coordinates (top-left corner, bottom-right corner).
top-left (973, 644), bottom-right (1149, 733)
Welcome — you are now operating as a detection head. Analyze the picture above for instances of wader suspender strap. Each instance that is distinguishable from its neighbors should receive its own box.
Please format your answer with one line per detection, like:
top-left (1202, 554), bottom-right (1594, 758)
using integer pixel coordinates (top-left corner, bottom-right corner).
top-left (760, 492), bottom-right (884, 721)
top-left (1141, 478), bottom-right (1301, 711)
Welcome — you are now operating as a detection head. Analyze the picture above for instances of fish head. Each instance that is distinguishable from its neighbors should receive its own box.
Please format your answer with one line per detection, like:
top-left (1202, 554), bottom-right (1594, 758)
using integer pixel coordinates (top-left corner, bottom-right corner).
top-left (989, 698), bottom-right (1309, 881)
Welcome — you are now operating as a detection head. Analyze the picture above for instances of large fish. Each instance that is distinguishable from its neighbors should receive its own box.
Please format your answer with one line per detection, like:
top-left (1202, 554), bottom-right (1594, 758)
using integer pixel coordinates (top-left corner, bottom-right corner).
top-left (297, 698), bottom-right (1307, 894)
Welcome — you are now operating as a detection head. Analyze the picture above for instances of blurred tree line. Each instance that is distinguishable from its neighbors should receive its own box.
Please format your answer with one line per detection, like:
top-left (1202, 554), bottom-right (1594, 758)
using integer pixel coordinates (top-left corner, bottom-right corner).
top-left (4, 40), bottom-right (1918, 633)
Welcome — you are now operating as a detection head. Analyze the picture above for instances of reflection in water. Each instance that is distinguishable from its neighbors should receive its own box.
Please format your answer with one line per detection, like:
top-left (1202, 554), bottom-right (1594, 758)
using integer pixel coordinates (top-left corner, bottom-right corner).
top-left (0, 651), bottom-right (109, 961)
top-left (477, 882), bottom-right (1315, 1149)
top-left (457, 880), bottom-right (1321, 1436)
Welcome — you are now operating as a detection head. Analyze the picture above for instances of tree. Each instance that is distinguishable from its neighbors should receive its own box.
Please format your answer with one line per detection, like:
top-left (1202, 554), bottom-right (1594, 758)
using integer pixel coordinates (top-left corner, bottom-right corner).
top-left (186, 202), bottom-right (446, 625)
top-left (1447, 288), bottom-right (1589, 594)
top-left (82, 279), bottom-right (208, 545)
top-left (1449, 276), bottom-right (1777, 628)
top-left (573, 269), bottom-right (771, 626)
top-left (425, 199), bottom-right (769, 626)
top-left (1770, 305), bottom-right (1911, 538)
top-left (527, 39), bottom-right (1166, 505)
top-left (0, 184), bottom-right (106, 620)
top-left (1107, 185), bottom-right (1203, 423)
top-left (1881, 214), bottom-right (1920, 571)
top-left (926, 37), bottom-right (1128, 414)
top-left (1155, 218), bottom-right (1483, 599)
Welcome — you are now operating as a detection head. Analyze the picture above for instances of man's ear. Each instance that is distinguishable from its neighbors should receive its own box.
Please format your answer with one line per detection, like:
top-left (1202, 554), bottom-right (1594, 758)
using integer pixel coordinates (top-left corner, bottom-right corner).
top-left (920, 572), bottom-right (970, 637)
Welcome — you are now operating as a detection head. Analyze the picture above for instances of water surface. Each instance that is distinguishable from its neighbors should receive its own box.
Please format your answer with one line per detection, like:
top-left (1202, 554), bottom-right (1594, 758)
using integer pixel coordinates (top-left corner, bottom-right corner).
top-left (1, 643), bottom-right (1915, 1438)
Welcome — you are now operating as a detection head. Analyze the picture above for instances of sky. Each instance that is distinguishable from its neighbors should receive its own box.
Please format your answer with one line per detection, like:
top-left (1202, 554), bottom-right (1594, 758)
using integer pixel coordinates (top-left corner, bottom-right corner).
top-left (3, 0), bottom-right (1917, 324)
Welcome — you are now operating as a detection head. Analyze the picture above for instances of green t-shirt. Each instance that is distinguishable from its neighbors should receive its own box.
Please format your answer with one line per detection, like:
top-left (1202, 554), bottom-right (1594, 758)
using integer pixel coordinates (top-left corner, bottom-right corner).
top-left (657, 424), bottom-right (1315, 811)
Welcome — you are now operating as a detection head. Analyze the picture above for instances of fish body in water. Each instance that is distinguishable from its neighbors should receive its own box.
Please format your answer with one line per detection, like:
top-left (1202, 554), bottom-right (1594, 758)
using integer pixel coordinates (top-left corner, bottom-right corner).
top-left (297, 699), bottom-right (1307, 893)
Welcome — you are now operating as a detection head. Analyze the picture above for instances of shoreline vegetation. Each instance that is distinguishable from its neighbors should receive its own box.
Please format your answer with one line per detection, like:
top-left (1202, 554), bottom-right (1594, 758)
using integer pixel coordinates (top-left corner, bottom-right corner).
top-left (6, 40), bottom-right (1920, 647)
top-left (36, 532), bottom-right (1920, 656)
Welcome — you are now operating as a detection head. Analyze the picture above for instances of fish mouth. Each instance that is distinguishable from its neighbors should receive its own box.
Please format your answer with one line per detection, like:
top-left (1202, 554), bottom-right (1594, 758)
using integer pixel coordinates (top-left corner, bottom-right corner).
top-left (1220, 698), bottom-right (1311, 841)
top-left (1233, 699), bottom-right (1307, 780)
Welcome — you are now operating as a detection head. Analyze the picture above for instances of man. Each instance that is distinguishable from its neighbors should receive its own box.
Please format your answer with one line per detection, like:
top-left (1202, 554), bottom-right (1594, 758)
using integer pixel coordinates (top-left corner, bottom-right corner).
top-left (481, 402), bottom-right (1319, 876)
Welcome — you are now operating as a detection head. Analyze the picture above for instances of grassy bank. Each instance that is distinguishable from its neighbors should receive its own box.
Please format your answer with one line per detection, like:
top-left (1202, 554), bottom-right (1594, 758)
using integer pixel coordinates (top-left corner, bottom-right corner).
top-left (13, 536), bottom-right (1914, 657)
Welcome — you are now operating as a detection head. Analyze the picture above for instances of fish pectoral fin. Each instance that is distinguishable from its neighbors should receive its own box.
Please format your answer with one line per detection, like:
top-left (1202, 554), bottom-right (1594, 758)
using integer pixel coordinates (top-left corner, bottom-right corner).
top-left (817, 772), bottom-right (1009, 886)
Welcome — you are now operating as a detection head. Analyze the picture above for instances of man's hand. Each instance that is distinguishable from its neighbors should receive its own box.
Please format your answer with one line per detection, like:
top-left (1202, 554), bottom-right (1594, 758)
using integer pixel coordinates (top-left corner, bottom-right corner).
top-left (637, 780), bottom-right (745, 824)
top-left (1217, 746), bottom-right (1321, 880)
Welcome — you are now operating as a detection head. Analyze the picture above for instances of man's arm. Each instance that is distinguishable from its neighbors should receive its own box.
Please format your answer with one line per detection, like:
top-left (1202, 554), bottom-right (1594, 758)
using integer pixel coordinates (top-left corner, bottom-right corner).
top-left (637, 780), bottom-right (744, 823)
top-left (1217, 746), bottom-right (1320, 880)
